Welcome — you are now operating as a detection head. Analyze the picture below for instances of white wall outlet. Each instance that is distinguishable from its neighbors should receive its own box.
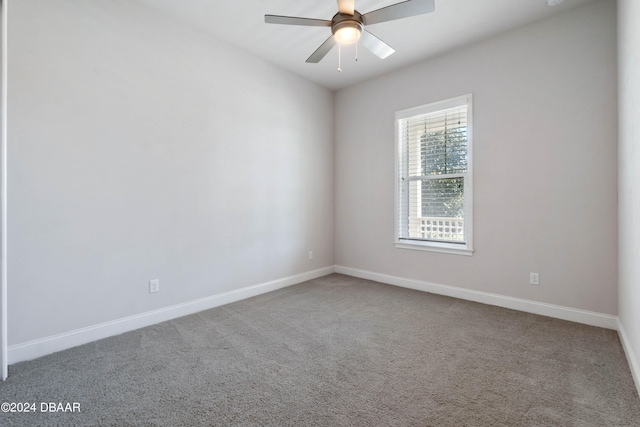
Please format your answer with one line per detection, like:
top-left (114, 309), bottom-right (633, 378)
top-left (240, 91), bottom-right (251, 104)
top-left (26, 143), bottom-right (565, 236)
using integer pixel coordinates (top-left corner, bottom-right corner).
top-left (149, 279), bottom-right (160, 293)
top-left (529, 273), bottom-right (540, 286)
top-left (308, 251), bottom-right (313, 260)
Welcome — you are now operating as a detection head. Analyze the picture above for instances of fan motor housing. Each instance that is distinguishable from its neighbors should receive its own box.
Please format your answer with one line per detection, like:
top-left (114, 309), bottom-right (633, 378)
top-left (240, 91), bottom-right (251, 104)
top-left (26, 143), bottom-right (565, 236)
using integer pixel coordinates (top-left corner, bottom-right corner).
top-left (331, 11), bottom-right (364, 37)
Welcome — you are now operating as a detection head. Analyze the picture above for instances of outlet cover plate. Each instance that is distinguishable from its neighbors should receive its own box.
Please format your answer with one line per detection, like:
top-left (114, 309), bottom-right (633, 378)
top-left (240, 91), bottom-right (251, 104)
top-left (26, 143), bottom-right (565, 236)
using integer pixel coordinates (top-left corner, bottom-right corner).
top-left (529, 273), bottom-right (540, 286)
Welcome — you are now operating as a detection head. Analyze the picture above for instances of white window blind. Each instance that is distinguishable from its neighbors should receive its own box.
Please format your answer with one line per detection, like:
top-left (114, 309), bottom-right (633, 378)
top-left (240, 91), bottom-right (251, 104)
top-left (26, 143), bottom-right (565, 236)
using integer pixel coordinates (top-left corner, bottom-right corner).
top-left (395, 95), bottom-right (473, 255)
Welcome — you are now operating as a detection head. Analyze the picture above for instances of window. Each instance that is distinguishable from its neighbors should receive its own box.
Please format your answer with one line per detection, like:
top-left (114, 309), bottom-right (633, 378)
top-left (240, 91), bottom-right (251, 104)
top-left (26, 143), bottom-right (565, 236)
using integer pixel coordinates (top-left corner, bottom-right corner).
top-left (395, 94), bottom-right (473, 255)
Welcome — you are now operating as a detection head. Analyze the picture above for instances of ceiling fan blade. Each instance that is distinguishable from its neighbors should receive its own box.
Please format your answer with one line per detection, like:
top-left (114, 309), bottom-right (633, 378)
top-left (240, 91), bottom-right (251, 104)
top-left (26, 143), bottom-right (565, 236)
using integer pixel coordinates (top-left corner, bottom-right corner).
top-left (306, 36), bottom-right (338, 63)
top-left (362, 0), bottom-right (435, 26)
top-left (265, 15), bottom-right (332, 27)
top-left (337, 0), bottom-right (355, 15)
top-left (360, 30), bottom-right (395, 59)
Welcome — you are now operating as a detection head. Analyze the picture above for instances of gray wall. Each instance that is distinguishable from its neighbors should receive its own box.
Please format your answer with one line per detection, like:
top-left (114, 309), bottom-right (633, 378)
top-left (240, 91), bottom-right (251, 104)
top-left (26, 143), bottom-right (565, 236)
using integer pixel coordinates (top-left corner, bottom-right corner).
top-left (8, 0), bottom-right (335, 345)
top-left (335, 1), bottom-right (618, 314)
top-left (618, 0), bottom-right (640, 388)
top-left (1, 0), bottom-right (6, 379)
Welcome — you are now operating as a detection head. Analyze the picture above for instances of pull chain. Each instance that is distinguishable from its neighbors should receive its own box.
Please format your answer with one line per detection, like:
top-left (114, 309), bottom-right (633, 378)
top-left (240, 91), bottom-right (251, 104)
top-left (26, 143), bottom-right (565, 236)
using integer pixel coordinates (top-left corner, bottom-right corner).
top-left (356, 40), bottom-right (358, 62)
top-left (338, 43), bottom-right (342, 72)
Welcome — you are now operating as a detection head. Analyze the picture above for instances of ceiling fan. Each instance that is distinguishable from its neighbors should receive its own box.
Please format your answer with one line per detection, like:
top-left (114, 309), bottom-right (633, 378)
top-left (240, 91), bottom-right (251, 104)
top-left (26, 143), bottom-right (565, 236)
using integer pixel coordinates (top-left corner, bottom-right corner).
top-left (265, 0), bottom-right (435, 64)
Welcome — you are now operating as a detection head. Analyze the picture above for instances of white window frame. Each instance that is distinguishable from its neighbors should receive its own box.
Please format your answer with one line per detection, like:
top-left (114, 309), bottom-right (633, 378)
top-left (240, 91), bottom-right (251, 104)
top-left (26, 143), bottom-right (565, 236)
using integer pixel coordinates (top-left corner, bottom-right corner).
top-left (394, 94), bottom-right (473, 256)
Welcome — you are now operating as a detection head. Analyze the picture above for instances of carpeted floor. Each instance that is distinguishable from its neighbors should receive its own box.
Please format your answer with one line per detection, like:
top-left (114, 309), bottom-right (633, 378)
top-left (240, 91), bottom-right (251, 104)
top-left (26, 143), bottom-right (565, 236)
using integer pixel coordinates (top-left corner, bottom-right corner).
top-left (1, 273), bottom-right (639, 426)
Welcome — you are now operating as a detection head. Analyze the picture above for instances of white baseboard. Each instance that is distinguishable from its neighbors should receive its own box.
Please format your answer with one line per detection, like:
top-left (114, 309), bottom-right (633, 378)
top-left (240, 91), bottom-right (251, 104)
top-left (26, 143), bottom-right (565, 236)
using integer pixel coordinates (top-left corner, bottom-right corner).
top-left (618, 320), bottom-right (640, 397)
top-left (334, 265), bottom-right (619, 330)
top-left (8, 266), bottom-right (335, 365)
top-left (8, 265), bottom-right (627, 372)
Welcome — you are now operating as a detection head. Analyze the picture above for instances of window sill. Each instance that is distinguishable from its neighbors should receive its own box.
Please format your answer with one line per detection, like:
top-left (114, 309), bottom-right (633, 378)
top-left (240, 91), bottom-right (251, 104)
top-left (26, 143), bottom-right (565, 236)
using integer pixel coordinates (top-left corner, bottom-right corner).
top-left (394, 240), bottom-right (474, 256)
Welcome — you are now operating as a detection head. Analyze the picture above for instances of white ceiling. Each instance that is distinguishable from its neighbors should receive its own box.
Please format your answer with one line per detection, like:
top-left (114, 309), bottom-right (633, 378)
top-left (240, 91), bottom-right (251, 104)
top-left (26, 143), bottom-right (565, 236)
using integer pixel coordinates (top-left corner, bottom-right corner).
top-left (136, 0), bottom-right (595, 91)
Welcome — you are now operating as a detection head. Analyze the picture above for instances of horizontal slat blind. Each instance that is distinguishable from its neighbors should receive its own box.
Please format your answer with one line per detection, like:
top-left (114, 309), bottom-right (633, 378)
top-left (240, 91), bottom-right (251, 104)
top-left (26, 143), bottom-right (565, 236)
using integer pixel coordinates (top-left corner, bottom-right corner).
top-left (397, 102), bottom-right (469, 244)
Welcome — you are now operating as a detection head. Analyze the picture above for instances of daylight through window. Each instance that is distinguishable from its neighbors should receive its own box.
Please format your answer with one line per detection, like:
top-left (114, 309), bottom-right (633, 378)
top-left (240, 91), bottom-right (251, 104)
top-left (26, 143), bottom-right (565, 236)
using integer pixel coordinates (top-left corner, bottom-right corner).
top-left (395, 95), bottom-right (473, 255)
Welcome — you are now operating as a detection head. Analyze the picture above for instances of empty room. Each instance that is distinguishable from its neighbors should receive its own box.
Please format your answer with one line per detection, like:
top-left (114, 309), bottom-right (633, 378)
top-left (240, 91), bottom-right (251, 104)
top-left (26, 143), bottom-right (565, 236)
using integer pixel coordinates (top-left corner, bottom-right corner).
top-left (1, 0), bottom-right (639, 425)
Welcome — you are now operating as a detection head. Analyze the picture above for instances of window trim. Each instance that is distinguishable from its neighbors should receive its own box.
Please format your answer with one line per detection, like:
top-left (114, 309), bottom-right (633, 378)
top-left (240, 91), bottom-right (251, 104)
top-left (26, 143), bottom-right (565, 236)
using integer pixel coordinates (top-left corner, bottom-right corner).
top-left (394, 94), bottom-right (474, 256)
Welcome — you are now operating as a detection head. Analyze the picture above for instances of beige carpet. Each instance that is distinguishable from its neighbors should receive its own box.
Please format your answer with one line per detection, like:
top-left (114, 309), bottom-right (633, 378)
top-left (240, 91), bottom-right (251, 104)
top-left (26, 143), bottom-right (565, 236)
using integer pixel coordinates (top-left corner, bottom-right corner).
top-left (1, 274), bottom-right (639, 426)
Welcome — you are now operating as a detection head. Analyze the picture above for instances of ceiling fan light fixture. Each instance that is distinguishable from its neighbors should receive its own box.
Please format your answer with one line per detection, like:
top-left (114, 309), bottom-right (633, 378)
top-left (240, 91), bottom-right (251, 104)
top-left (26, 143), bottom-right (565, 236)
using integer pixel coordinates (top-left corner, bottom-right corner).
top-left (332, 20), bottom-right (362, 44)
top-left (265, 0), bottom-right (436, 64)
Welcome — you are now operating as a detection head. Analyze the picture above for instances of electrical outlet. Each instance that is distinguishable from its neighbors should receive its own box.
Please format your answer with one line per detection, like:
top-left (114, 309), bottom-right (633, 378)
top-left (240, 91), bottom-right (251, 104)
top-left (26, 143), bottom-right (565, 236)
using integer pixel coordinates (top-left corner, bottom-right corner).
top-left (529, 273), bottom-right (540, 286)
top-left (149, 279), bottom-right (160, 293)
top-left (308, 251), bottom-right (313, 260)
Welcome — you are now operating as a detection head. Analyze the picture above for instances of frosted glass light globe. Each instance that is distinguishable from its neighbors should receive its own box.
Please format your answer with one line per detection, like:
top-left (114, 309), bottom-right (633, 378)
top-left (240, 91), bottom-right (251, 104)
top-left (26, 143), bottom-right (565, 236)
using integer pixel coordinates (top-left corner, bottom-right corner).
top-left (334, 26), bottom-right (361, 44)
